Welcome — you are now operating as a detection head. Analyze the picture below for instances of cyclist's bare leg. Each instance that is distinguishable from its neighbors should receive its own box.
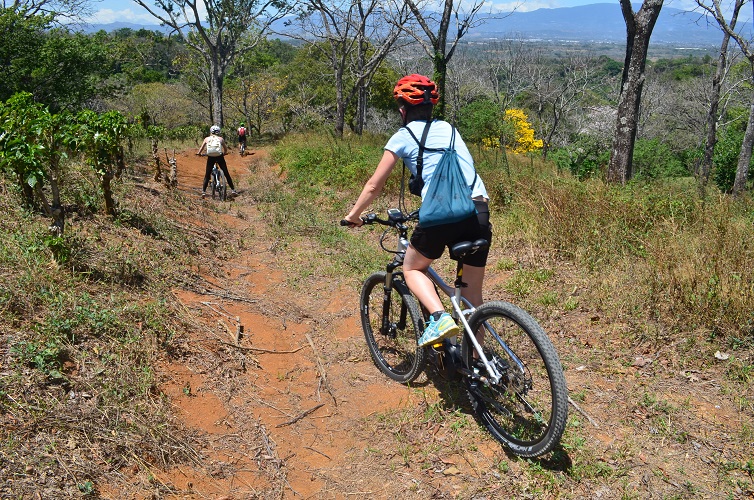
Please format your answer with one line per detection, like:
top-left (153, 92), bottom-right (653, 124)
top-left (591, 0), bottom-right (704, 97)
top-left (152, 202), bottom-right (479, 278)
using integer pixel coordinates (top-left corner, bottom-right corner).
top-left (461, 263), bottom-right (486, 356)
top-left (202, 157), bottom-right (213, 192)
top-left (461, 263), bottom-right (485, 307)
top-left (403, 245), bottom-right (444, 313)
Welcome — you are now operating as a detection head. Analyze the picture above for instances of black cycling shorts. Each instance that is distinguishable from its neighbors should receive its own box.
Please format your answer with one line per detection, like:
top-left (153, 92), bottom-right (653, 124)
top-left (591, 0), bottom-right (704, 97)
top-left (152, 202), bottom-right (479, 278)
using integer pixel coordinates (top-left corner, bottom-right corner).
top-left (410, 200), bottom-right (492, 268)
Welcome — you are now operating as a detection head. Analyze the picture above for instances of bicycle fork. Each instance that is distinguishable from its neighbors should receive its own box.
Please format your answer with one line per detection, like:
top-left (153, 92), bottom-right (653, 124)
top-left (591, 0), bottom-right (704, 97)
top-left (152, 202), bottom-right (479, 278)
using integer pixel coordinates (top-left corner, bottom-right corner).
top-left (379, 261), bottom-right (407, 336)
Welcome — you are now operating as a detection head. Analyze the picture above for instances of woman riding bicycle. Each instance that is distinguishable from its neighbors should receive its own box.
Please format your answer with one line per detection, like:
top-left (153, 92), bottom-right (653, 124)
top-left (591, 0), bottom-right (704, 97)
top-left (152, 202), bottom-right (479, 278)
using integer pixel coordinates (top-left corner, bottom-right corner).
top-left (197, 125), bottom-right (237, 198)
top-left (237, 122), bottom-right (247, 153)
top-left (343, 74), bottom-right (492, 348)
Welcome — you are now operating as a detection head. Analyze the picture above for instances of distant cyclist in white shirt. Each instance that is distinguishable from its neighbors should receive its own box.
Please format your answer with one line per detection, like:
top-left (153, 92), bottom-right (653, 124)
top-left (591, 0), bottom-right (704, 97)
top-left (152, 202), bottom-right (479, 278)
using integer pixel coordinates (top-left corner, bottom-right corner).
top-left (343, 74), bottom-right (492, 348)
top-left (197, 125), bottom-right (237, 198)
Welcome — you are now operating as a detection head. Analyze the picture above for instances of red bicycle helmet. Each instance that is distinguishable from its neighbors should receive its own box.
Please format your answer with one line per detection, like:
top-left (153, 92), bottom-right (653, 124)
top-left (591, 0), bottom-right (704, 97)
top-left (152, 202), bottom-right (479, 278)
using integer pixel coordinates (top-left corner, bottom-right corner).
top-left (393, 74), bottom-right (439, 105)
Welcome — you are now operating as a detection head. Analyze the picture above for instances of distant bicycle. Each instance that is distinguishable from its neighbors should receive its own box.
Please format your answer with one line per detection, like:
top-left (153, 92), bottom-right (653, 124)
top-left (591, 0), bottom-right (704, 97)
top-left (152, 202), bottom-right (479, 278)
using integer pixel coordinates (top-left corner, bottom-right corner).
top-left (344, 208), bottom-right (568, 458)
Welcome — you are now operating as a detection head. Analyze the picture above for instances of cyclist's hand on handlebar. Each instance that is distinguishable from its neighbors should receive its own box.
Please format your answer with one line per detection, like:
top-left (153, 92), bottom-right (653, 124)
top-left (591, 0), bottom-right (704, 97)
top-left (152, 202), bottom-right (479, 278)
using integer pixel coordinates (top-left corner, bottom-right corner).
top-left (340, 215), bottom-right (364, 228)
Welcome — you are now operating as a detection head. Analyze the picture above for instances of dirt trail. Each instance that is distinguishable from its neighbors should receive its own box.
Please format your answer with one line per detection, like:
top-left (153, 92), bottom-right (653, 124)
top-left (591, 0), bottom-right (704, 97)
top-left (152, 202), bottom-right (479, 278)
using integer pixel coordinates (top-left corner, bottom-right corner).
top-left (136, 150), bottom-right (441, 498)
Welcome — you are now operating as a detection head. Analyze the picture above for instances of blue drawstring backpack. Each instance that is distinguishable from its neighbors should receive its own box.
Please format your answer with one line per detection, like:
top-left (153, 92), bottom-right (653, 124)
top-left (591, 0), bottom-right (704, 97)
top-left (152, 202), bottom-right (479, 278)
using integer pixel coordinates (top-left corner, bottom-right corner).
top-left (418, 126), bottom-right (477, 227)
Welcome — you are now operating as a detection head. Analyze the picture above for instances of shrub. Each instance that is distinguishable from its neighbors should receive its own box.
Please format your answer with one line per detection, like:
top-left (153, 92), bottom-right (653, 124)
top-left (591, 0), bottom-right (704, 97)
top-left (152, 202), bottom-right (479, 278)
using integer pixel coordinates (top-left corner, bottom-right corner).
top-left (632, 138), bottom-right (689, 180)
top-left (550, 135), bottom-right (610, 180)
top-left (713, 127), bottom-right (754, 193)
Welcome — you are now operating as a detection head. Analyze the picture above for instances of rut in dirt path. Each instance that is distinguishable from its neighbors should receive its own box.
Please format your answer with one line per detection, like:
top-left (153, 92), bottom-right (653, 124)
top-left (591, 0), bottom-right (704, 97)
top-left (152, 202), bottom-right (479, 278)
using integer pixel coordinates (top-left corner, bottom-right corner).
top-left (145, 149), bottom-right (451, 499)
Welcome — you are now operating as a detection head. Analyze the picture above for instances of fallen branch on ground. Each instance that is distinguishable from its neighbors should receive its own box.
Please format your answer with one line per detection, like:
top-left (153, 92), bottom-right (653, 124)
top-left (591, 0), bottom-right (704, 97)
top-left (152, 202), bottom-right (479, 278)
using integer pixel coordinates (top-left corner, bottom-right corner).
top-left (568, 396), bottom-right (599, 428)
top-left (275, 403), bottom-right (325, 428)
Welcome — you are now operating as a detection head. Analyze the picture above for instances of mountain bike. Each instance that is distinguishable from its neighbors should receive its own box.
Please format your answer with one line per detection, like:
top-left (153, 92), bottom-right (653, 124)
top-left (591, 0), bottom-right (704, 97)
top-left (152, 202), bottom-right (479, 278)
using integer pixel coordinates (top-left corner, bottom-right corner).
top-left (344, 209), bottom-right (568, 458)
top-left (198, 154), bottom-right (228, 201)
top-left (239, 140), bottom-right (246, 157)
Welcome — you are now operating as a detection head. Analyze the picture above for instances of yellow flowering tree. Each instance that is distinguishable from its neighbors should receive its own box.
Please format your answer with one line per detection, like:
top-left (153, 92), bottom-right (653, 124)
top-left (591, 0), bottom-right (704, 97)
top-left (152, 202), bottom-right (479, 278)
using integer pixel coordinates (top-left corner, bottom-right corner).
top-left (504, 109), bottom-right (543, 154)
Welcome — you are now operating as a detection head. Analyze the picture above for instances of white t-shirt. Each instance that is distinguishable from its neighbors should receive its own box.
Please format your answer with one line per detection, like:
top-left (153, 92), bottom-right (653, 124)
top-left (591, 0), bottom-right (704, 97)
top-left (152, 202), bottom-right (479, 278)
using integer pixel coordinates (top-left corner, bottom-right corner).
top-left (384, 119), bottom-right (488, 200)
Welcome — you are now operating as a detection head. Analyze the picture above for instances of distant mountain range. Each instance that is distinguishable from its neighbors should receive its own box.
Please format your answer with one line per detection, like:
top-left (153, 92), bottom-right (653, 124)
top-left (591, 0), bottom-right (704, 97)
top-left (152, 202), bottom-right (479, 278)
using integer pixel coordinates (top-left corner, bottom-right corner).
top-left (467, 3), bottom-right (743, 47)
top-left (83, 21), bottom-right (172, 34)
top-left (83, 3), bottom-right (748, 49)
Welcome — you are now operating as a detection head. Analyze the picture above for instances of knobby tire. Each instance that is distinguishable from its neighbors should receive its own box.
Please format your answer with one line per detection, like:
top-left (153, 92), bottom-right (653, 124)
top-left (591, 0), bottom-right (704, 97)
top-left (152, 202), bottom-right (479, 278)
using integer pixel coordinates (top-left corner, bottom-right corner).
top-left (461, 301), bottom-right (568, 457)
top-left (211, 165), bottom-right (227, 201)
top-left (361, 271), bottom-right (427, 383)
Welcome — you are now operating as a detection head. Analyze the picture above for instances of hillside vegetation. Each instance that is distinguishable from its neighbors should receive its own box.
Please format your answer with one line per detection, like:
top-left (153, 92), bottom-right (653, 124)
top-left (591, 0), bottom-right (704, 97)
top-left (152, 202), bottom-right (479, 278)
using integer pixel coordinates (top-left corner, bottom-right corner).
top-left (2, 132), bottom-right (752, 497)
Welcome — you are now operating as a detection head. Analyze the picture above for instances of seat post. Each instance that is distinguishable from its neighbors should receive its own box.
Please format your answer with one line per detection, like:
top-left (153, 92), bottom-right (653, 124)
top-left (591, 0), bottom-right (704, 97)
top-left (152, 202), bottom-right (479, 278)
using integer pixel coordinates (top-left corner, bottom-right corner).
top-left (454, 257), bottom-right (467, 290)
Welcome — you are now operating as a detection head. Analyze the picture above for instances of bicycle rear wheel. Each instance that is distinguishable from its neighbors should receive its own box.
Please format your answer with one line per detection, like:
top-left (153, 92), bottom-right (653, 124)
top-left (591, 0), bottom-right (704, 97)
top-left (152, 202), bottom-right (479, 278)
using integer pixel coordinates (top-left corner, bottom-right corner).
top-left (462, 301), bottom-right (568, 457)
top-left (216, 168), bottom-right (227, 201)
top-left (361, 271), bottom-right (427, 383)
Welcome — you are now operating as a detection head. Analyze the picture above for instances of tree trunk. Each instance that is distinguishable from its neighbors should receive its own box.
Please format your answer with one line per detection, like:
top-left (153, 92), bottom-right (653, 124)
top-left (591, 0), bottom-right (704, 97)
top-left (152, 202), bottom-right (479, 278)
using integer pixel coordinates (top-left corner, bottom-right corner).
top-left (733, 97), bottom-right (754, 195)
top-left (211, 61), bottom-right (224, 127)
top-left (101, 172), bottom-right (116, 216)
top-left (355, 85), bottom-right (367, 135)
top-left (334, 66), bottom-right (346, 137)
top-left (152, 139), bottom-right (162, 182)
top-left (49, 155), bottom-right (64, 235)
top-left (433, 53), bottom-right (448, 119)
top-left (607, 0), bottom-right (663, 184)
top-left (700, 3), bottom-right (740, 188)
top-left (700, 34), bottom-right (731, 186)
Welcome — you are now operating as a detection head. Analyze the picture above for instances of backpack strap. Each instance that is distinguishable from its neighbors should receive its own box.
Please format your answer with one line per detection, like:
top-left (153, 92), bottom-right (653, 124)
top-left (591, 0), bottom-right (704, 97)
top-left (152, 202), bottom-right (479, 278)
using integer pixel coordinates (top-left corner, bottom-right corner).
top-left (447, 125), bottom-right (478, 191)
top-left (403, 120), bottom-right (436, 182)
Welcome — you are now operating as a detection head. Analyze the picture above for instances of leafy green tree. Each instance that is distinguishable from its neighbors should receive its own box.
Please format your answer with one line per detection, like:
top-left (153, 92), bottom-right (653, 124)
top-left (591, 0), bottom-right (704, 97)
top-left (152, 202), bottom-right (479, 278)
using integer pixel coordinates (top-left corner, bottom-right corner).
top-left (77, 110), bottom-right (130, 216)
top-left (226, 38), bottom-right (295, 134)
top-left (457, 98), bottom-right (506, 145)
top-left (103, 28), bottom-right (188, 86)
top-left (713, 126), bottom-right (754, 192)
top-left (132, 0), bottom-right (293, 127)
top-left (550, 135), bottom-right (610, 180)
top-left (0, 9), bottom-right (50, 102)
top-left (632, 138), bottom-right (688, 180)
top-left (0, 92), bottom-right (79, 234)
top-left (9, 0), bottom-right (92, 23)
top-left (0, 9), bottom-right (108, 110)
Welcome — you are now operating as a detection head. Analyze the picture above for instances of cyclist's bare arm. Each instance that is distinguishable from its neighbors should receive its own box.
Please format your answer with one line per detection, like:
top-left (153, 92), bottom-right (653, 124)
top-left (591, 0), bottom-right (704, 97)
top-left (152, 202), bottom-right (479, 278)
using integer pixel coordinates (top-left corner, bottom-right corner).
top-left (197, 137), bottom-right (207, 155)
top-left (344, 150), bottom-right (399, 225)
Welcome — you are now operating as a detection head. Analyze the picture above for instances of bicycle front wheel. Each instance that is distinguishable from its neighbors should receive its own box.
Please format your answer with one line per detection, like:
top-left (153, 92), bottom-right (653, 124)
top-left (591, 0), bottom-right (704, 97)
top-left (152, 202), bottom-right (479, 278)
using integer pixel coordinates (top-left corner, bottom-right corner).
top-left (361, 271), bottom-right (427, 384)
top-left (462, 301), bottom-right (568, 457)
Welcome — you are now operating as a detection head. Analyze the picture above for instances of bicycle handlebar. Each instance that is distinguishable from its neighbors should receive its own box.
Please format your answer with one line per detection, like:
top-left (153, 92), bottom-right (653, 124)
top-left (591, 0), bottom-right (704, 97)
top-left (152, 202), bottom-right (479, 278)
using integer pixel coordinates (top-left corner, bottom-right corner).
top-left (340, 209), bottom-right (418, 228)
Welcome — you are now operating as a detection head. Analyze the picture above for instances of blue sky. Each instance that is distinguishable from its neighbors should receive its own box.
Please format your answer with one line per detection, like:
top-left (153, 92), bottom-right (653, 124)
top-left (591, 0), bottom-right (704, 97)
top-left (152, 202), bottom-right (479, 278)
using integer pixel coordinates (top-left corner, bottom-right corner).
top-left (83, 0), bottom-right (715, 25)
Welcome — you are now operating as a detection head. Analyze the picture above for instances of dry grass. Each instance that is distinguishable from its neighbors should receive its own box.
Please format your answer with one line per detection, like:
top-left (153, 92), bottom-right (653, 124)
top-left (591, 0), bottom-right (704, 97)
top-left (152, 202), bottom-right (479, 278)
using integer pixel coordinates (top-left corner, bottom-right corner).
top-left (0, 159), bottom-right (241, 497)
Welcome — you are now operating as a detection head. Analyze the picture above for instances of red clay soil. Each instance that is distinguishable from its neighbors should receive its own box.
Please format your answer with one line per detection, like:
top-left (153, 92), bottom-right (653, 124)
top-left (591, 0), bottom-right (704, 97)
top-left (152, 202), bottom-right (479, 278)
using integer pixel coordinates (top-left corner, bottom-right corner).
top-left (102, 150), bottom-right (447, 499)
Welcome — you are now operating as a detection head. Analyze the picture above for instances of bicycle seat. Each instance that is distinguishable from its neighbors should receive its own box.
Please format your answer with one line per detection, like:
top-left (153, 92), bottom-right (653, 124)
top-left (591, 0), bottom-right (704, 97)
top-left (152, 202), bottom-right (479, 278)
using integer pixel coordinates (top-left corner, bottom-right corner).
top-left (450, 239), bottom-right (489, 259)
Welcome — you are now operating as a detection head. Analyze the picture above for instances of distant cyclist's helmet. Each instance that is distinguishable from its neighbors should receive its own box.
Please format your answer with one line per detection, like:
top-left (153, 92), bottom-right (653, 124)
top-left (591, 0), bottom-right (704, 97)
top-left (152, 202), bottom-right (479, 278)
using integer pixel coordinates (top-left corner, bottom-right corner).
top-left (393, 74), bottom-right (439, 105)
top-left (210, 125), bottom-right (221, 135)
top-left (239, 122), bottom-right (244, 127)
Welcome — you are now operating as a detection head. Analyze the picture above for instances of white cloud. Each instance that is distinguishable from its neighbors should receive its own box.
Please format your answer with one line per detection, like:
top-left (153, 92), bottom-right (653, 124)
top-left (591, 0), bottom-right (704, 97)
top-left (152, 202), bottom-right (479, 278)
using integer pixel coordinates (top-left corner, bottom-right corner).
top-left (488, 0), bottom-right (559, 13)
top-left (87, 8), bottom-right (160, 25)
